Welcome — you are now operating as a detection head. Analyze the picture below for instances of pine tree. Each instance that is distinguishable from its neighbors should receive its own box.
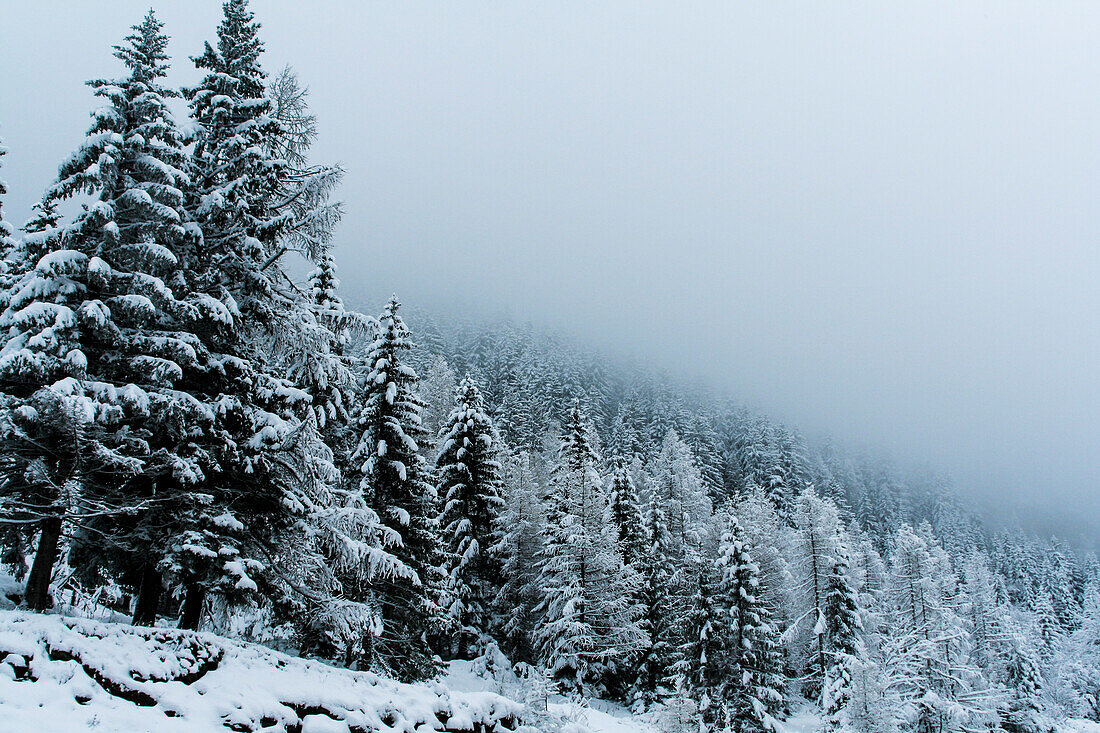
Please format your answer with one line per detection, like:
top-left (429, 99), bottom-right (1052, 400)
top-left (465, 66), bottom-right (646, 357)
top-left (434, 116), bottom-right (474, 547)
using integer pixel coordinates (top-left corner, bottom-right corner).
top-left (646, 429), bottom-right (712, 563)
top-left (718, 515), bottom-right (785, 733)
top-left (436, 375), bottom-right (505, 659)
top-left (536, 401), bottom-right (642, 696)
top-left (822, 544), bottom-right (864, 727)
top-left (1003, 631), bottom-right (1045, 733)
top-left (351, 296), bottom-right (443, 680)
top-left (493, 448), bottom-right (548, 663)
top-left (672, 565), bottom-right (726, 732)
top-left (629, 499), bottom-right (677, 711)
top-left (790, 488), bottom-right (843, 697)
top-left (0, 11), bottom-right (277, 618)
top-left (607, 456), bottom-right (645, 568)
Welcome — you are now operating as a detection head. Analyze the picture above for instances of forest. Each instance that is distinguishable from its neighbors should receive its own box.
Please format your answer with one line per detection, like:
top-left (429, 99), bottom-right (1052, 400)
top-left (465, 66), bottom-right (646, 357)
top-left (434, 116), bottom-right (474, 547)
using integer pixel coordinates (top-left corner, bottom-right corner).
top-left (0, 3), bottom-right (1097, 732)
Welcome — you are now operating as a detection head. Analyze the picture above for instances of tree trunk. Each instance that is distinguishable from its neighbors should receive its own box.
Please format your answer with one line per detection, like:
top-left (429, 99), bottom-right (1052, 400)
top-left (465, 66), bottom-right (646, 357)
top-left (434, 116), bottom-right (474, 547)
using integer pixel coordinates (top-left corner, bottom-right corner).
top-left (132, 563), bottom-right (162, 626)
top-left (178, 582), bottom-right (206, 630)
top-left (24, 515), bottom-right (62, 611)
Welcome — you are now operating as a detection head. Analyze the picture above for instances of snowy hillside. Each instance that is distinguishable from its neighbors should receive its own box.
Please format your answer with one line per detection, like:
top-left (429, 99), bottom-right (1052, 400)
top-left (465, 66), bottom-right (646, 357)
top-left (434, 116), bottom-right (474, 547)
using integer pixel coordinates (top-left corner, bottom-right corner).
top-left (0, 610), bottom-right (525, 733)
top-left (0, 610), bottom-right (663, 733)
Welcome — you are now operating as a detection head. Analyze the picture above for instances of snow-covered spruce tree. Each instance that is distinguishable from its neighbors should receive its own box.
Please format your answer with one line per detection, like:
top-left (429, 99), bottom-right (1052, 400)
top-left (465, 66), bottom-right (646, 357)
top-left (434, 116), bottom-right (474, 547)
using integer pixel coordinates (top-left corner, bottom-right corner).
top-left (716, 515), bottom-right (785, 733)
top-left (671, 564), bottom-right (727, 732)
top-left (884, 524), bottom-right (998, 733)
top-left (822, 543), bottom-right (864, 728)
top-left (0, 12), bottom-right (272, 619)
top-left (351, 297), bottom-right (444, 680)
top-left (435, 374), bottom-right (505, 659)
top-left (608, 456), bottom-right (645, 569)
top-left (629, 498), bottom-right (678, 711)
top-left (535, 400), bottom-right (642, 697)
top-left (732, 484), bottom-right (793, 628)
top-left (789, 487), bottom-right (842, 698)
top-left (1003, 630), bottom-right (1046, 733)
top-left (1051, 581), bottom-right (1100, 721)
top-left (646, 429), bottom-right (712, 563)
top-left (1041, 543), bottom-right (1081, 632)
top-left (960, 551), bottom-right (1009, 679)
top-left (418, 355), bottom-right (458, 459)
top-left (493, 448), bottom-right (548, 664)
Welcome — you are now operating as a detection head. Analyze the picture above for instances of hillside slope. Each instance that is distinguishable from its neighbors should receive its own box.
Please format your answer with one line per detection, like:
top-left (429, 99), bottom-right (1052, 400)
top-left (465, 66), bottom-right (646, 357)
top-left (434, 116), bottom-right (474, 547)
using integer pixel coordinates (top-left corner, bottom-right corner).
top-left (0, 610), bottom-right (527, 733)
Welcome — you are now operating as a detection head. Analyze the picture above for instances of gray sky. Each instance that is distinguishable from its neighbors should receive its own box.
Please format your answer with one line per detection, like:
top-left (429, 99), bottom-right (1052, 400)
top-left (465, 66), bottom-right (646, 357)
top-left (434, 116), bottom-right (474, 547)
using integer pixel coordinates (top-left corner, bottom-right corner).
top-left (2, 1), bottom-right (1098, 535)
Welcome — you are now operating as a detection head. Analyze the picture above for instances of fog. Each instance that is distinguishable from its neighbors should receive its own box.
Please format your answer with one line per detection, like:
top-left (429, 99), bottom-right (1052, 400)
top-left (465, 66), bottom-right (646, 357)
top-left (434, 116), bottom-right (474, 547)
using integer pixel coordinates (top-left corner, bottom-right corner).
top-left (2, 1), bottom-right (1098, 534)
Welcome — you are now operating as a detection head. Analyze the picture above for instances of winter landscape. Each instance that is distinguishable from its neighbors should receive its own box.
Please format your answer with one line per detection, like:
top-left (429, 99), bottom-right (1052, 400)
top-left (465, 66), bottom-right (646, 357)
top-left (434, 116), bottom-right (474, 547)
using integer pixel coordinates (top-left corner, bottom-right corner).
top-left (1, 2), bottom-right (1098, 732)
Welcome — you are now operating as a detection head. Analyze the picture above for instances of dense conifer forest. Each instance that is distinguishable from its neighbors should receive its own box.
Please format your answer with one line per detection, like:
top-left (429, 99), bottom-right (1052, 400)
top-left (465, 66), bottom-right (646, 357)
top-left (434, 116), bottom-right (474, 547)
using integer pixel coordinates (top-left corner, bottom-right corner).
top-left (0, 4), bottom-right (1097, 731)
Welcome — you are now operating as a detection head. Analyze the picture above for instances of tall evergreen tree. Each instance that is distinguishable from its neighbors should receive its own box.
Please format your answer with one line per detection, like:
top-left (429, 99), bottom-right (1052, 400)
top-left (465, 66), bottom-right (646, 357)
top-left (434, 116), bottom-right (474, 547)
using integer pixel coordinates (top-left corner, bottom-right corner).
top-left (436, 375), bottom-right (504, 659)
top-left (822, 544), bottom-right (864, 727)
top-left (607, 456), bottom-right (645, 568)
top-left (351, 296), bottom-right (443, 680)
top-left (0, 11), bottom-right (284, 619)
top-left (629, 499), bottom-right (678, 712)
top-left (717, 515), bottom-right (785, 733)
top-left (536, 401), bottom-right (642, 696)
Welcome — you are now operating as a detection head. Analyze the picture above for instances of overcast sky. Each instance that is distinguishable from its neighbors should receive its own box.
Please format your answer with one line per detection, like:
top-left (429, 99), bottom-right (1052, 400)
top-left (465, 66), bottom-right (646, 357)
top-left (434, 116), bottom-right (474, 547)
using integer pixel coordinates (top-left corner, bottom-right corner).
top-left (2, 1), bottom-right (1098, 537)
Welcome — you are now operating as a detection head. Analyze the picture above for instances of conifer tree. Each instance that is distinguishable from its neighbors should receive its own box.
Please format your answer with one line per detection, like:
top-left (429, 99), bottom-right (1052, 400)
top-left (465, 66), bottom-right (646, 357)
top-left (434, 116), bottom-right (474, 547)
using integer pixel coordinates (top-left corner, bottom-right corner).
top-left (672, 564), bottom-right (726, 732)
top-left (608, 456), bottom-right (645, 568)
top-left (1003, 631), bottom-right (1045, 733)
top-left (351, 296), bottom-right (443, 680)
top-left (791, 488), bottom-right (843, 697)
top-left (629, 499), bottom-right (678, 711)
top-left (718, 515), bottom-right (785, 733)
top-left (822, 544), bottom-right (864, 727)
top-left (436, 375), bottom-right (504, 659)
top-left (493, 448), bottom-right (548, 663)
top-left (536, 401), bottom-right (642, 696)
top-left (0, 11), bottom-right (279, 618)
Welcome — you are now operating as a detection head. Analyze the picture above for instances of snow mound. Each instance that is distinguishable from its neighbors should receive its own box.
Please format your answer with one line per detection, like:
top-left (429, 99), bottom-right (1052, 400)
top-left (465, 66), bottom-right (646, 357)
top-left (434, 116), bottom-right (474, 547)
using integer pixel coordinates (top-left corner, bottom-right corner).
top-left (0, 610), bottom-right (524, 733)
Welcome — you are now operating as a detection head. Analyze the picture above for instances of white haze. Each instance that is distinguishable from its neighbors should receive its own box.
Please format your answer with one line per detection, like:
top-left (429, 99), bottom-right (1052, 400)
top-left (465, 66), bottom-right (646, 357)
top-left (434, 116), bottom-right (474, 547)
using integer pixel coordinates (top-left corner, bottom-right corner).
top-left (2, 1), bottom-right (1098, 536)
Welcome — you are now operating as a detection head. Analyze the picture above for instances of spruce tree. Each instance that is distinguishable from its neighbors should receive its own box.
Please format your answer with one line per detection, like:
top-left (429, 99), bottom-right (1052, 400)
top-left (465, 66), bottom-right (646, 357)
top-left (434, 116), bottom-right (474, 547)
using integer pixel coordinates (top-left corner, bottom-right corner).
top-left (629, 500), bottom-right (678, 711)
top-left (352, 296), bottom-right (443, 680)
top-left (0, 11), bottom-right (258, 617)
top-left (608, 456), bottom-right (645, 568)
top-left (536, 401), bottom-right (642, 696)
top-left (672, 565), bottom-right (726, 732)
top-left (717, 516), bottom-right (785, 733)
top-left (822, 544), bottom-right (864, 727)
top-left (436, 375), bottom-right (505, 659)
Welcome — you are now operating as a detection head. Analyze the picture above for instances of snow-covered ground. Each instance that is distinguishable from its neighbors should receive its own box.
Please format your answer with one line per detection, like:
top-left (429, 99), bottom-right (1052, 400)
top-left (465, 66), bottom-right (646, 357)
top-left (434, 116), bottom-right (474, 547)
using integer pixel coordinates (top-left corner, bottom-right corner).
top-left (0, 610), bottom-right (523, 732)
top-left (3, 608), bottom-right (1097, 733)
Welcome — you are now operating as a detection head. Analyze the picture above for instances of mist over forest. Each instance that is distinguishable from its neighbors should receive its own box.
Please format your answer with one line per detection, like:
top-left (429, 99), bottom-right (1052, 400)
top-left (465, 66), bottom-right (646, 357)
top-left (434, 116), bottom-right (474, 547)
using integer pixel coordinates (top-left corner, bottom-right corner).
top-left (0, 2), bottom-right (1098, 732)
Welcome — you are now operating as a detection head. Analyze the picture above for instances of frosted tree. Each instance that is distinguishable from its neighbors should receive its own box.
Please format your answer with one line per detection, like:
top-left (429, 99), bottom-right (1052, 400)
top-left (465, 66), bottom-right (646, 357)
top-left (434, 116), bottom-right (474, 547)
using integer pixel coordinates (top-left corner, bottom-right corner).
top-left (1041, 543), bottom-right (1081, 631)
top-left (789, 488), bottom-right (843, 697)
top-left (645, 429), bottom-right (712, 563)
top-left (607, 456), bottom-right (645, 568)
top-left (436, 375), bottom-right (504, 659)
top-left (418, 355), bottom-right (457, 458)
top-left (0, 11), bottom-right (286, 620)
top-left (1003, 630), bottom-right (1046, 733)
top-left (1051, 582), bottom-right (1100, 720)
top-left (884, 524), bottom-right (998, 733)
top-left (671, 564), bottom-right (727, 731)
top-left (629, 498), bottom-right (678, 711)
top-left (822, 544), bottom-right (864, 727)
top-left (959, 552), bottom-right (1009, 677)
top-left (716, 515), bottom-right (785, 733)
top-left (535, 401), bottom-right (642, 696)
top-left (493, 448), bottom-right (548, 663)
top-left (351, 297), bottom-right (444, 680)
top-left (732, 485), bottom-right (793, 626)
